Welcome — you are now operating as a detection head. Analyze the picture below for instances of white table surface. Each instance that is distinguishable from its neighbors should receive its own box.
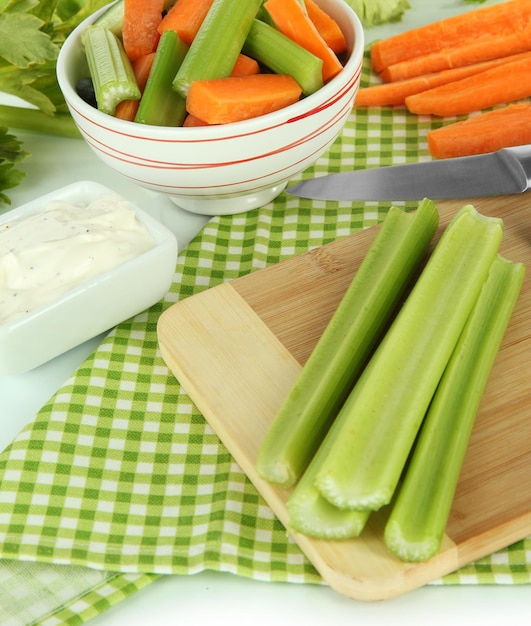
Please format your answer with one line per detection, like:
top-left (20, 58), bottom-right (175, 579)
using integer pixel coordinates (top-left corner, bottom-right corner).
top-left (2, 1), bottom-right (530, 623)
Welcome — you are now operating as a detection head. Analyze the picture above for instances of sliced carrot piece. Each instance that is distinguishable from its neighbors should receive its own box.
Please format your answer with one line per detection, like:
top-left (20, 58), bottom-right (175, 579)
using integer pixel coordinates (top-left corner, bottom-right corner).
top-left (263, 0), bottom-right (343, 82)
top-left (123, 0), bottom-right (164, 62)
top-left (183, 114), bottom-right (211, 127)
top-left (355, 51), bottom-right (531, 107)
top-left (186, 74), bottom-right (302, 124)
top-left (115, 51), bottom-right (156, 121)
top-left (380, 29), bottom-right (531, 82)
top-left (158, 0), bottom-right (214, 45)
top-left (405, 55), bottom-right (531, 116)
top-left (427, 103), bottom-right (531, 158)
top-left (231, 53), bottom-right (260, 77)
top-left (304, 0), bottom-right (347, 55)
top-left (371, 0), bottom-right (531, 73)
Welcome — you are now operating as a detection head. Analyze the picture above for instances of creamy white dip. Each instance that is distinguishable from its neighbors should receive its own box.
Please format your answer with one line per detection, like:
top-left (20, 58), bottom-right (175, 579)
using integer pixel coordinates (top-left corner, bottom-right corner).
top-left (0, 194), bottom-right (155, 324)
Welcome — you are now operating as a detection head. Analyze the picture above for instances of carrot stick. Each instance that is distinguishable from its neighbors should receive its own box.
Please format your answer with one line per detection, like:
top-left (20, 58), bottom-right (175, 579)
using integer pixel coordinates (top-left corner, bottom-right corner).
top-left (355, 51), bottom-right (531, 107)
top-left (115, 51), bottom-right (156, 121)
top-left (183, 114), bottom-right (211, 127)
top-left (263, 0), bottom-right (343, 82)
top-left (122, 0), bottom-right (164, 62)
top-left (231, 53), bottom-right (260, 77)
top-left (405, 55), bottom-right (531, 116)
top-left (427, 103), bottom-right (531, 158)
top-left (158, 0), bottom-right (214, 45)
top-left (371, 0), bottom-right (531, 73)
top-left (304, 0), bottom-right (347, 55)
top-left (380, 28), bottom-right (531, 82)
top-left (186, 74), bottom-right (302, 124)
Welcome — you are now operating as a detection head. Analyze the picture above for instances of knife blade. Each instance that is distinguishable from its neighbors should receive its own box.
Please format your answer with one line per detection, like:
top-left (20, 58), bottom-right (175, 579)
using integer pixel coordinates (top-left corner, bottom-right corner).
top-left (287, 145), bottom-right (531, 201)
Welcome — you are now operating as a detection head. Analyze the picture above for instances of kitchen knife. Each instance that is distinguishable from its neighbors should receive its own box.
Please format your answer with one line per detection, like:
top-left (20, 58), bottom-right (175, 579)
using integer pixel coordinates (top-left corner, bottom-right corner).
top-left (287, 145), bottom-right (531, 201)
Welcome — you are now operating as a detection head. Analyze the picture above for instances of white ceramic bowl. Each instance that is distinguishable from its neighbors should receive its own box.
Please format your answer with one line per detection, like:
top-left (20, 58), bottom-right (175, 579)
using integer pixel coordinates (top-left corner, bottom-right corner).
top-left (56, 0), bottom-right (364, 216)
top-left (0, 181), bottom-right (177, 375)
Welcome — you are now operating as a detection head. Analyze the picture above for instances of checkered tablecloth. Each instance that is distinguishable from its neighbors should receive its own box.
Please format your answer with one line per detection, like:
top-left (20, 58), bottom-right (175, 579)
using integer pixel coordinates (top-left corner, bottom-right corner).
top-left (1, 51), bottom-right (529, 626)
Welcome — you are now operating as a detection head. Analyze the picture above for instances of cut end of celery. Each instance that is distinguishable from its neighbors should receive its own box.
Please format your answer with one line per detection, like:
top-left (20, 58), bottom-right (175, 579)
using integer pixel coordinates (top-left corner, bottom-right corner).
top-left (315, 474), bottom-right (392, 512)
top-left (384, 520), bottom-right (441, 563)
top-left (256, 459), bottom-right (296, 488)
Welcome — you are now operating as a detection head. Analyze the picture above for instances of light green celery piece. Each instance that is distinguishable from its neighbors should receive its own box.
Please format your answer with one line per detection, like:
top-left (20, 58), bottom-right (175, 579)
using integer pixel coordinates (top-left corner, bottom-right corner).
top-left (256, 199), bottom-right (439, 487)
top-left (384, 254), bottom-right (525, 562)
top-left (172, 0), bottom-right (263, 98)
top-left (243, 19), bottom-right (323, 96)
top-left (84, 25), bottom-right (140, 116)
top-left (288, 381), bottom-right (371, 539)
top-left (315, 205), bottom-right (503, 512)
top-left (135, 30), bottom-right (188, 127)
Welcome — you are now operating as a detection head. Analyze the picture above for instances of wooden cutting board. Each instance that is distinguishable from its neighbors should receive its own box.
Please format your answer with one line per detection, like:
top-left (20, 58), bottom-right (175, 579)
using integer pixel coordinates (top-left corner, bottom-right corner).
top-left (157, 195), bottom-right (531, 601)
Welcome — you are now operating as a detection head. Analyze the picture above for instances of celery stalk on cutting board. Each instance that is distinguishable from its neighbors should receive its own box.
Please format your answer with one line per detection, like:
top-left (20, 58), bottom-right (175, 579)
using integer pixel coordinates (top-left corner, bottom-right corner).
top-left (384, 254), bottom-right (525, 562)
top-left (256, 199), bottom-right (439, 488)
top-left (314, 205), bottom-right (503, 512)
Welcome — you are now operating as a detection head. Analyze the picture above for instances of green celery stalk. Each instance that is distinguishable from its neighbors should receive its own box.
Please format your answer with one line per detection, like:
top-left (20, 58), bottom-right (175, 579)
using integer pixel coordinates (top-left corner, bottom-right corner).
top-left (0, 105), bottom-right (80, 138)
top-left (256, 199), bottom-right (439, 487)
top-left (315, 205), bottom-right (503, 512)
top-left (135, 30), bottom-right (188, 127)
top-left (172, 0), bottom-right (263, 97)
top-left (84, 25), bottom-right (140, 115)
top-left (243, 19), bottom-right (323, 96)
top-left (384, 254), bottom-right (525, 562)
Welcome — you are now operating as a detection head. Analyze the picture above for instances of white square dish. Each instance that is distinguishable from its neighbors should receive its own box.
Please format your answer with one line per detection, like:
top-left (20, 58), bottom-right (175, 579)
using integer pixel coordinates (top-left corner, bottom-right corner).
top-left (0, 181), bottom-right (178, 375)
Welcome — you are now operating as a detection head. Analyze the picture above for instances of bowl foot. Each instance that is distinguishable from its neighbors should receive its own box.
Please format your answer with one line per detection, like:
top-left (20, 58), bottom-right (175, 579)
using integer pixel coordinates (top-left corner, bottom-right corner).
top-left (168, 182), bottom-right (288, 216)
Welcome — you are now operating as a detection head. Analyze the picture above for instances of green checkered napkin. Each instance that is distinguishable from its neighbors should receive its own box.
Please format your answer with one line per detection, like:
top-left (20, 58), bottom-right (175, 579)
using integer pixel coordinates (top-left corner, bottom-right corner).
top-left (1, 52), bottom-right (530, 624)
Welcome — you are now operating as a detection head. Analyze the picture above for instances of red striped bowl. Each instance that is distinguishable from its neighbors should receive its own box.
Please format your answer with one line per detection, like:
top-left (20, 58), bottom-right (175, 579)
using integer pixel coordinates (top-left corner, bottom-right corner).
top-left (57, 0), bottom-right (364, 216)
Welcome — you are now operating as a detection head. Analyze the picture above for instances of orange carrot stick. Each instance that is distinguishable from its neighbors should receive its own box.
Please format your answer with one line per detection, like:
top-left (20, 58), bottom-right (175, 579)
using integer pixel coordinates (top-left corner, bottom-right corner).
top-left (183, 114), bottom-right (211, 127)
top-left (355, 51), bottom-right (531, 107)
top-left (123, 0), bottom-right (164, 62)
top-left (263, 0), bottom-right (343, 82)
top-left (405, 55), bottom-right (531, 116)
top-left (186, 74), bottom-right (302, 124)
top-left (380, 28), bottom-right (531, 82)
top-left (304, 0), bottom-right (347, 55)
top-left (158, 0), bottom-right (214, 45)
top-left (231, 53), bottom-right (260, 77)
top-left (427, 103), bottom-right (531, 159)
top-left (115, 51), bottom-right (156, 121)
top-left (371, 0), bottom-right (531, 73)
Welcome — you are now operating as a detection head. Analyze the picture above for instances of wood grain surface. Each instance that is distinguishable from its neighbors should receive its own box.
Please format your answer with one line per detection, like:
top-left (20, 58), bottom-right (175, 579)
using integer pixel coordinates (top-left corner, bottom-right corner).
top-left (157, 195), bottom-right (531, 601)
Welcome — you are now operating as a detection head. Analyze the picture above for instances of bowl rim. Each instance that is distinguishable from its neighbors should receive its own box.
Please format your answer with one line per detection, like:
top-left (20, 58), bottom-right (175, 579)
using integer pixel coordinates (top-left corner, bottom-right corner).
top-left (56, 0), bottom-right (365, 141)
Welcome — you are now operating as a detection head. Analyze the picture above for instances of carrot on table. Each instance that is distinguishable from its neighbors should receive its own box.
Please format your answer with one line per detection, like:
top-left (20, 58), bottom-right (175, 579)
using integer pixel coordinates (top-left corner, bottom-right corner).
top-left (122, 0), bottom-right (164, 62)
top-left (263, 0), bottom-right (343, 82)
top-left (231, 53), bottom-right (260, 77)
top-left (370, 0), bottom-right (531, 73)
top-left (186, 74), bottom-right (302, 124)
top-left (158, 0), bottom-right (214, 45)
top-left (304, 0), bottom-right (347, 55)
top-left (427, 103), bottom-right (531, 159)
top-left (405, 55), bottom-right (531, 116)
top-left (380, 29), bottom-right (531, 82)
top-left (115, 51), bottom-right (156, 121)
top-left (355, 51), bottom-right (531, 107)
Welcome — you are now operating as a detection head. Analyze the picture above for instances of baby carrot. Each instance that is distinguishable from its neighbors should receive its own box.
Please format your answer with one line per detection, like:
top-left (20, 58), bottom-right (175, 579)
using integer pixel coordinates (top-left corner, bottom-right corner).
top-left (304, 0), bottom-right (347, 55)
top-left (371, 0), bottom-right (531, 73)
top-left (355, 51), bottom-right (531, 107)
top-left (157, 0), bottom-right (214, 45)
top-left (380, 29), bottom-right (531, 82)
top-left (405, 55), bottom-right (531, 116)
top-left (122, 0), bottom-right (164, 62)
top-left (186, 74), bottom-right (302, 124)
top-left (263, 0), bottom-right (343, 82)
top-left (427, 103), bottom-right (531, 159)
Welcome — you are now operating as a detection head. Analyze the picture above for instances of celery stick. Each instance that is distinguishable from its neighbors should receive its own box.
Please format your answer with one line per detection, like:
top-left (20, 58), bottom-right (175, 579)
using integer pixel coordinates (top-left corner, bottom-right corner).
top-left (384, 254), bottom-right (525, 562)
top-left (256, 199), bottom-right (439, 487)
top-left (135, 30), bottom-right (188, 127)
top-left (243, 19), bottom-right (324, 96)
top-left (172, 0), bottom-right (263, 97)
top-left (315, 205), bottom-right (503, 512)
top-left (288, 381), bottom-right (371, 539)
top-left (84, 25), bottom-right (140, 116)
